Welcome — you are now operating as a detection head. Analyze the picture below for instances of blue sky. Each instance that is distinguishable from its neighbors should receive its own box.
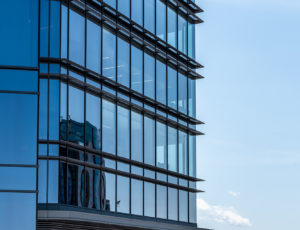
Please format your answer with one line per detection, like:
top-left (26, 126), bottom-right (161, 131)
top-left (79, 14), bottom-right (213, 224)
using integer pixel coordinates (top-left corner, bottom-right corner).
top-left (195, 0), bottom-right (300, 229)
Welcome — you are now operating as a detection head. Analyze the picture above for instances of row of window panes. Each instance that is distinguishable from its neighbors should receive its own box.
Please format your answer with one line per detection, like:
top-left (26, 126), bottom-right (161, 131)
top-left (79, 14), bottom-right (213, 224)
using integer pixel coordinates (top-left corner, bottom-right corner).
top-left (58, 6), bottom-right (196, 118)
top-left (103, 0), bottom-right (195, 58)
top-left (56, 161), bottom-right (197, 223)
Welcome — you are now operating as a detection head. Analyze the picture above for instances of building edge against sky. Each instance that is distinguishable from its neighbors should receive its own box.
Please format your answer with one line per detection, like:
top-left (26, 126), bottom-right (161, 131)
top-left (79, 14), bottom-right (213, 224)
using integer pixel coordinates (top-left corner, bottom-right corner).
top-left (0, 0), bottom-right (206, 229)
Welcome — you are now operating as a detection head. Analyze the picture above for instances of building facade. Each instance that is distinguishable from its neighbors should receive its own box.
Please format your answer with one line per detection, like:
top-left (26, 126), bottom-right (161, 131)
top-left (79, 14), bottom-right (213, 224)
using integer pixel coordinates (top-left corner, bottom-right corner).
top-left (0, 0), bottom-right (205, 229)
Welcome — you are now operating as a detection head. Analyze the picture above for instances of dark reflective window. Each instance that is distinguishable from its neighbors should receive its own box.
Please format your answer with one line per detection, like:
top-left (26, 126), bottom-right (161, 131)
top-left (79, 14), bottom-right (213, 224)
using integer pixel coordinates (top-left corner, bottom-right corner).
top-left (167, 67), bottom-right (177, 110)
top-left (144, 182), bottom-right (155, 217)
top-left (188, 22), bottom-right (195, 59)
top-left (144, 0), bottom-right (155, 34)
top-left (189, 192), bottom-right (197, 223)
top-left (48, 160), bottom-right (59, 203)
top-left (156, 0), bottom-right (166, 41)
top-left (86, 93), bottom-right (101, 150)
top-left (168, 126), bottom-right (177, 172)
top-left (117, 37), bottom-right (130, 87)
top-left (156, 59), bottom-right (166, 104)
top-left (117, 175), bottom-right (129, 213)
top-left (39, 79), bottom-right (48, 139)
top-left (178, 14), bottom-right (188, 54)
top-left (131, 0), bottom-right (143, 26)
top-left (144, 116), bottom-right (155, 166)
top-left (0, 94), bottom-right (36, 164)
top-left (157, 122), bottom-right (167, 169)
top-left (0, 167), bottom-right (36, 190)
top-left (189, 135), bottom-right (196, 177)
top-left (131, 179), bottom-right (143, 215)
top-left (144, 52), bottom-right (155, 99)
top-left (0, 69), bottom-right (37, 92)
top-left (104, 172), bottom-right (115, 211)
top-left (87, 19), bottom-right (101, 73)
top-left (67, 163), bottom-right (85, 207)
top-left (179, 190), bottom-right (188, 222)
top-left (167, 7), bottom-right (177, 48)
top-left (102, 99), bottom-right (116, 154)
top-left (168, 187), bottom-right (178, 221)
top-left (50, 1), bottom-right (60, 58)
top-left (117, 106), bottom-right (130, 158)
top-left (49, 80), bottom-right (59, 140)
top-left (69, 9), bottom-right (85, 65)
top-left (0, 193), bottom-right (36, 230)
top-left (131, 45), bottom-right (143, 93)
top-left (156, 185), bottom-right (167, 219)
top-left (178, 73), bottom-right (187, 114)
top-left (118, 0), bottom-right (130, 18)
top-left (0, 0), bottom-right (38, 67)
top-left (38, 160), bottom-right (47, 203)
top-left (103, 28), bottom-right (116, 80)
top-left (68, 86), bottom-right (84, 145)
top-left (61, 5), bottom-right (68, 58)
top-left (179, 131), bottom-right (188, 175)
top-left (188, 78), bottom-right (196, 118)
top-left (131, 111), bottom-right (143, 162)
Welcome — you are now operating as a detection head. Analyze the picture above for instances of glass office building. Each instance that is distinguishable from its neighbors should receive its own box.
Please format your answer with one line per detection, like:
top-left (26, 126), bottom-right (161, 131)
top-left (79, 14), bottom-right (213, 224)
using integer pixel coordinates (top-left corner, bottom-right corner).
top-left (0, 0), bottom-right (205, 229)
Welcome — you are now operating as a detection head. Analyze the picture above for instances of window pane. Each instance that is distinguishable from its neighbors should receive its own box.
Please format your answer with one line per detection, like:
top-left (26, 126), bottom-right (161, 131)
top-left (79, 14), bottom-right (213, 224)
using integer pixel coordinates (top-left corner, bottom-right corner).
top-left (103, 0), bottom-right (116, 8)
top-left (86, 93), bottom-right (101, 150)
top-left (167, 67), bottom-right (177, 110)
top-left (168, 126), bottom-right (177, 172)
top-left (38, 160), bottom-right (47, 203)
top-left (188, 22), bottom-right (195, 59)
top-left (0, 167), bottom-right (36, 190)
top-left (178, 73), bottom-right (187, 114)
top-left (179, 190), bottom-right (188, 222)
top-left (68, 86), bottom-right (84, 145)
top-left (156, 0), bottom-right (166, 41)
top-left (144, 0), bottom-right (155, 33)
top-left (103, 172), bottom-right (115, 211)
top-left (49, 80), bottom-right (59, 140)
top-left (178, 14), bottom-right (187, 54)
top-left (0, 94), bottom-right (36, 164)
top-left (144, 53), bottom-right (155, 99)
top-left (117, 37), bottom-right (130, 87)
top-left (48, 160), bottom-right (59, 203)
top-left (156, 185), bottom-right (167, 219)
top-left (156, 59), bottom-right (166, 104)
top-left (131, 0), bottom-right (143, 26)
top-left (157, 122), bottom-right (167, 169)
top-left (168, 187), bottom-right (178, 221)
top-left (102, 100), bottom-right (116, 154)
top-left (167, 7), bottom-right (177, 47)
top-left (189, 135), bottom-right (196, 177)
top-left (0, 0), bottom-right (38, 67)
top-left (87, 20), bottom-right (101, 73)
top-left (144, 182), bottom-right (155, 217)
top-left (131, 45), bottom-right (143, 93)
top-left (131, 179), bottom-right (143, 215)
top-left (117, 175), bottom-right (129, 213)
top-left (144, 116), bottom-right (155, 166)
top-left (179, 131), bottom-right (188, 175)
top-left (103, 28), bottom-right (116, 80)
top-left (69, 10), bottom-right (85, 65)
top-left (60, 83), bottom-right (67, 141)
top-left (131, 111), bottom-right (143, 162)
top-left (61, 5), bottom-right (68, 58)
top-left (0, 69), bottom-right (37, 92)
top-left (0, 193), bottom-right (36, 230)
top-left (118, 0), bottom-right (130, 17)
top-left (50, 0), bottom-right (60, 58)
top-left (67, 164), bottom-right (85, 207)
top-left (189, 192), bottom-right (197, 223)
top-left (188, 78), bottom-right (196, 118)
top-left (40, 0), bottom-right (49, 57)
top-left (117, 106), bottom-right (130, 158)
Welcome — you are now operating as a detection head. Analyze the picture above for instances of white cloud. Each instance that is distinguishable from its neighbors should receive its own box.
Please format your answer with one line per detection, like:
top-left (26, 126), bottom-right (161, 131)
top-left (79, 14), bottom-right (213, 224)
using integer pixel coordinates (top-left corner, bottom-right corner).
top-left (228, 190), bottom-right (240, 197)
top-left (197, 198), bottom-right (251, 227)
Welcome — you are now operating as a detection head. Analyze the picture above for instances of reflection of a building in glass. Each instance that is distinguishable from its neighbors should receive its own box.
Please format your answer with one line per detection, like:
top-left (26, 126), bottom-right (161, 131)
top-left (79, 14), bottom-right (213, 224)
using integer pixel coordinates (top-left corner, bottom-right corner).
top-left (59, 118), bottom-right (111, 211)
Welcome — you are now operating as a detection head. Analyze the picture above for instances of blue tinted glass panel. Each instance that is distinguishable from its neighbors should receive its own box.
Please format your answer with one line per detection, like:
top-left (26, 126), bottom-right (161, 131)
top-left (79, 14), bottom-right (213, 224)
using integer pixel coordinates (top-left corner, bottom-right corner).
top-left (117, 37), bottom-right (130, 87)
top-left (117, 106), bottom-right (130, 158)
top-left (69, 10), bottom-right (85, 65)
top-left (49, 80), bottom-right (59, 140)
top-left (49, 144), bottom-right (59, 156)
top-left (118, 0), bottom-right (129, 17)
top-left (178, 73), bottom-right (187, 114)
top-left (50, 1), bottom-right (60, 58)
top-left (117, 175), bottom-right (129, 213)
top-left (157, 185), bottom-right (167, 219)
top-left (104, 172), bottom-right (115, 211)
top-left (60, 83), bottom-right (67, 141)
top-left (157, 122), bottom-right (167, 169)
top-left (0, 0), bottom-right (38, 67)
top-left (144, 182), bottom-right (155, 217)
top-left (131, 179), bottom-right (143, 215)
top-left (189, 192), bottom-right (197, 223)
top-left (168, 187), bottom-right (178, 221)
top-left (156, 59), bottom-right (166, 104)
top-left (189, 135), bottom-right (196, 177)
top-left (179, 190), bottom-right (188, 222)
top-left (168, 126), bottom-right (177, 172)
top-left (188, 78), bottom-right (196, 118)
top-left (144, 0), bottom-right (155, 33)
top-left (0, 167), bottom-right (36, 190)
top-left (131, 0), bottom-right (143, 26)
top-left (87, 20), bottom-right (101, 73)
top-left (144, 116), bottom-right (155, 166)
top-left (39, 79), bottom-right (48, 139)
top-left (38, 160), bottom-right (47, 203)
top-left (40, 0), bottom-right (49, 57)
top-left (61, 5), bottom-right (68, 58)
top-left (156, 0), bottom-right (166, 41)
top-left (48, 160), bottom-right (58, 203)
top-left (0, 193), bottom-right (36, 230)
top-left (102, 99), bottom-right (116, 154)
top-left (103, 0), bottom-right (116, 8)
top-left (188, 22), bottom-right (195, 59)
top-left (67, 164), bottom-right (85, 207)
top-left (0, 94), bottom-right (36, 164)
top-left (144, 53), bottom-right (155, 99)
top-left (167, 7), bottom-right (177, 47)
top-left (178, 15), bottom-right (187, 54)
top-left (131, 45), bottom-right (143, 93)
top-left (179, 131), bottom-right (188, 175)
top-left (131, 111), bottom-right (143, 162)
top-left (167, 66), bottom-right (177, 110)
top-left (103, 28), bottom-right (116, 80)
top-left (0, 69), bottom-right (37, 92)
top-left (86, 93), bottom-right (101, 150)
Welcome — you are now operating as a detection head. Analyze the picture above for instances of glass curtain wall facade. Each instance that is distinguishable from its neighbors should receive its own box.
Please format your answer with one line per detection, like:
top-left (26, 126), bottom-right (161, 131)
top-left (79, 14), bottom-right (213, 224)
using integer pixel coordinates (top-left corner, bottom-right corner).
top-left (0, 0), bottom-right (203, 229)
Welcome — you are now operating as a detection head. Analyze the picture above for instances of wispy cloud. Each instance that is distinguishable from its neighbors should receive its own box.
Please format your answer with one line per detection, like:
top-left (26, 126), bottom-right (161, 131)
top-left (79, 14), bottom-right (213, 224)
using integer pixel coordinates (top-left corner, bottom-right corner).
top-left (197, 198), bottom-right (251, 227)
top-left (228, 190), bottom-right (240, 197)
